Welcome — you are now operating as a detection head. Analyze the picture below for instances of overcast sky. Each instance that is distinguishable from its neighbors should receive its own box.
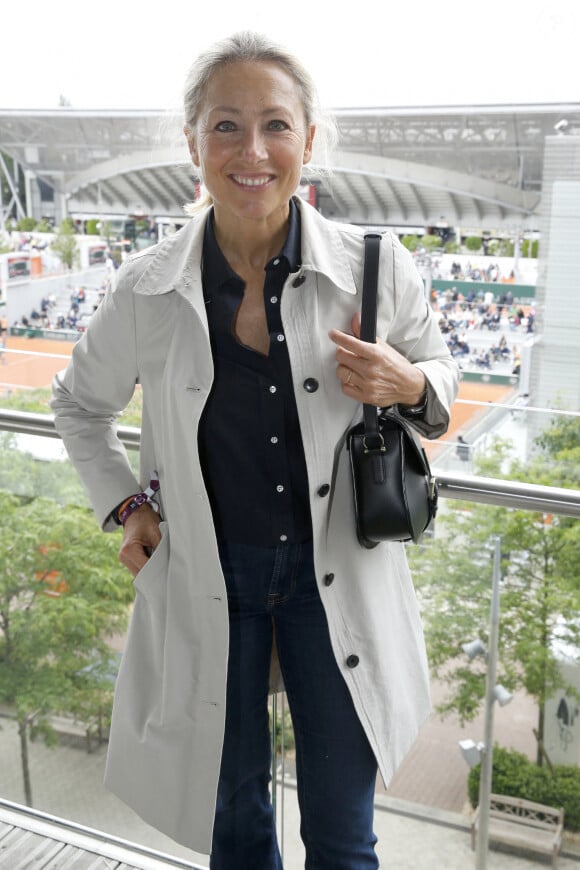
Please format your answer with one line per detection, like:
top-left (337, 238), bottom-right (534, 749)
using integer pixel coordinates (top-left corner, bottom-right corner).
top-left (2, 0), bottom-right (578, 112)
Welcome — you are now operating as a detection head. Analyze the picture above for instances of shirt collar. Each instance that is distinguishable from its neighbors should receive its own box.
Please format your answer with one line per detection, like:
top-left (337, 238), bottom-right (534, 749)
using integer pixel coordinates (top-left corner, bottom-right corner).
top-left (132, 197), bottom-right (357, 299)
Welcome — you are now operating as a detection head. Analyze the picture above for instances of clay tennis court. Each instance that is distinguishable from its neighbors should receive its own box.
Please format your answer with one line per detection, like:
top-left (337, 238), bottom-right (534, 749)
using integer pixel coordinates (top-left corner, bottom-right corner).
top-left (2, 336), bottom-right (73, 389)
top-left (2, 335), bottom-right (516, 446)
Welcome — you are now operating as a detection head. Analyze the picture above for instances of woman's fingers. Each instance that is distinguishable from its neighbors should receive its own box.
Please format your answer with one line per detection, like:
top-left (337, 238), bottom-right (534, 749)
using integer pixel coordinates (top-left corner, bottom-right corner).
top-left (118, 506), bottom-right (162, 578)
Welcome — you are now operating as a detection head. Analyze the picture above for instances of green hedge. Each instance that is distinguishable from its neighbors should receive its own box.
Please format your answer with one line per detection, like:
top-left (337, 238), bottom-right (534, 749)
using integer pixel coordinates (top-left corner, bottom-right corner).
top-left (468, 746), bottom-right (580, 831)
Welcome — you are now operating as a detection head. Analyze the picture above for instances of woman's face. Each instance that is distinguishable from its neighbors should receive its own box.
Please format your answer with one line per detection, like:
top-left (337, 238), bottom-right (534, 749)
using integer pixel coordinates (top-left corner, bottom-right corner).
top-left (185, 60), bottom-right (315, 229)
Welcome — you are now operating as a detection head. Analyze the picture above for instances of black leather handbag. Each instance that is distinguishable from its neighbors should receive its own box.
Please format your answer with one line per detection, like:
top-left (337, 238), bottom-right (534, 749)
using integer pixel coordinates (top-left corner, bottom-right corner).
top-left (346, 233), bottom-right (438, 548)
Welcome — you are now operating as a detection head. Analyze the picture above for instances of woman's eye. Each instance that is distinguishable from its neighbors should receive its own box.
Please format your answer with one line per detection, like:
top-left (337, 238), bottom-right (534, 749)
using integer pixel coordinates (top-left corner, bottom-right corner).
top-left (268, 120), bottom-right (288, 131)
top-left (215, 120), bottom-right (237, 132)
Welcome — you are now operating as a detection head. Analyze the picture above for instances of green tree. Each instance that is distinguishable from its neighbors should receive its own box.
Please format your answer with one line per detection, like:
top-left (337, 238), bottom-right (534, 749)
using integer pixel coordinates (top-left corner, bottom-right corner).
top-left (0, 431), bottom-right (90, 505)
top-left (409, 435), bottom-right (580, 766)
top-left (464, 235), bottom-right (482, 252)
top-left (499, 239), bottom-right (515, 257)
top-left (401, 234), bottom-right (420, 252)
top-left (420, 234), bottom-right (443, 252)
top-left (521, 239), bottom-right (539, 258)
top-left (0, 386), bottom-right (144, 428)
top-left (86, 219), bottom-right (100, 235)
top-left (34, 219), bottom-right (53, 233)
top-left (51, 220), bottom-right (80, 270)
top-left (16, 217), bottom-right (37, 232)
top-left (0, 491), bottom-right (132, 805)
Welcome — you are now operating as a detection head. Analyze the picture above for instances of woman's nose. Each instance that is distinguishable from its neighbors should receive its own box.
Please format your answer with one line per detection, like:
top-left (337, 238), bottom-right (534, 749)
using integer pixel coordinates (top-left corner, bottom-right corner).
top-left (240, 127), bottom-right (268, 161)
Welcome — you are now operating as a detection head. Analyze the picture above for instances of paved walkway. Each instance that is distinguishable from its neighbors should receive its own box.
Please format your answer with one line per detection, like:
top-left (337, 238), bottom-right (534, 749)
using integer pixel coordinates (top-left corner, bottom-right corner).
top-left (1, 715), bottom-right (579, 869)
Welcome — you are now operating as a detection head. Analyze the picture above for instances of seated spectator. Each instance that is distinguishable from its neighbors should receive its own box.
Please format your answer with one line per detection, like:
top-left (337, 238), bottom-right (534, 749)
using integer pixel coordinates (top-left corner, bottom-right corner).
top-left (456, 435), bottom-right (470, 461)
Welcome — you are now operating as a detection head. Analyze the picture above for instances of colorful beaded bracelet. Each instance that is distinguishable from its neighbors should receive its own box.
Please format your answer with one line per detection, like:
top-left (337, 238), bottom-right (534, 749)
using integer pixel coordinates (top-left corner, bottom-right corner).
top-left (119, 474), bottom-right (160, 526)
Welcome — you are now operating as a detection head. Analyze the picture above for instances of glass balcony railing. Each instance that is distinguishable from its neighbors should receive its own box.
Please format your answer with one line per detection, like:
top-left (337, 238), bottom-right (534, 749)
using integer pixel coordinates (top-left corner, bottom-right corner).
top-left (1, 409), bottom-right (580, 869)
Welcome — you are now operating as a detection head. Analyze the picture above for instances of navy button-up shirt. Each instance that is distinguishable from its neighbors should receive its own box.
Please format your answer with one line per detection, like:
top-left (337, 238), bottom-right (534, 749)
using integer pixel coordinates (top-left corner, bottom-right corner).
top-left (198, 200), bottom-right (312, 546)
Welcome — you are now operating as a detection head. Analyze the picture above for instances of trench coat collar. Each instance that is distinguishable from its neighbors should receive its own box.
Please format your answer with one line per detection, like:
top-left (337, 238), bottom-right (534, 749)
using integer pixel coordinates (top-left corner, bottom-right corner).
top-left (131, 197), bottom-right (358, 298)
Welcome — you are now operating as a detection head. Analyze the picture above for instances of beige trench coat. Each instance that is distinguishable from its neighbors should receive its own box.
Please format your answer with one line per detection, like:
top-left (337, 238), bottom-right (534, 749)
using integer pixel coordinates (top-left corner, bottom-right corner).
top-left (52, 198), bottom-right (458, 854)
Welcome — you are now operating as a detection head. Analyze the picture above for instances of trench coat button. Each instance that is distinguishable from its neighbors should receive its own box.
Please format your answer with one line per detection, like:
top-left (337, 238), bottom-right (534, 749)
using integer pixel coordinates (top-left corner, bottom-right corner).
top-left (317, 484), bottom-right (330, 497)
top-left (303, 378), bottom-right (319, 393)
top-left (292, 274), bottom-right (306, 288)
top-left (323, 573), bottom-right (335, 586)
top-left (346, 654), bottom-right (360, 668)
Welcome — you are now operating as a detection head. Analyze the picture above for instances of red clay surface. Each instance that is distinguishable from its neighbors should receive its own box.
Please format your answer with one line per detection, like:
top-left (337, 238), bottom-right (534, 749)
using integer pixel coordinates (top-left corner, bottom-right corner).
top-left (3, 335), bottom-right (516, 440)
top-left (2, 336), bottom-right (74, 389)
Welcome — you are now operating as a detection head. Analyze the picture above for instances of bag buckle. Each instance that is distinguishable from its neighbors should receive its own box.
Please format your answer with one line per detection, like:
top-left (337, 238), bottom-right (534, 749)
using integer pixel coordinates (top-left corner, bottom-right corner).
top-left (363, 433), bottom-right (386, 454)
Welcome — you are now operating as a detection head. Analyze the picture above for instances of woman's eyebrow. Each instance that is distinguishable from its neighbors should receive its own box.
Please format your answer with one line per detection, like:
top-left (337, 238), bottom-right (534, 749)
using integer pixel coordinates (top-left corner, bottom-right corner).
top-left (210, 105), bottom-right (290, 115)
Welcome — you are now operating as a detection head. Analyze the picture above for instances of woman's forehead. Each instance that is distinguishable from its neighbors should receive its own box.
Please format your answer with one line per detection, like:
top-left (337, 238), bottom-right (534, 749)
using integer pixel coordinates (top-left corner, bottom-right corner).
top-left (202, 60), bottom-right (303, 109)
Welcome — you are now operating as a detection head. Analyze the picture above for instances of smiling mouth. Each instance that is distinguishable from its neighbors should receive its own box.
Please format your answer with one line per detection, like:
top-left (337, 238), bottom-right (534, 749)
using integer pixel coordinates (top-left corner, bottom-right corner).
top-left (230, 175), bottom-right (274, 188)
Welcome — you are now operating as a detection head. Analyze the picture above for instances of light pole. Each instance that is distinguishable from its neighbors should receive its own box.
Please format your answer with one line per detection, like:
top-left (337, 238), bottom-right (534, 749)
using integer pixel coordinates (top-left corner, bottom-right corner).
top-left (460, 537), bottom-right (513, 869)
top-left (476, 536), bottom-right (502, 870)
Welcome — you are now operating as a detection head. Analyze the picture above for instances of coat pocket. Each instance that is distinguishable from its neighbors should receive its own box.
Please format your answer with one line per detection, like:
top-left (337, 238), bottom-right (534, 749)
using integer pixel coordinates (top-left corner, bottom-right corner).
top-left (132, 521), bottom-right (170, 599)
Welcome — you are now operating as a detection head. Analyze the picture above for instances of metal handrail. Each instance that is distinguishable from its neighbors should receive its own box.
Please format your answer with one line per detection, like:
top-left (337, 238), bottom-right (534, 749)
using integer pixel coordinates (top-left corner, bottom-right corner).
top-left (2, 409), bottom-right (580, 518)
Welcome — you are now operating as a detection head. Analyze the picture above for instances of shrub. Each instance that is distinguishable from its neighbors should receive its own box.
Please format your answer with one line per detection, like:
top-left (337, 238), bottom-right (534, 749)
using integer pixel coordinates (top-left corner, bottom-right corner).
top-left (34, 219), bottom-right (52, 233)
top-left (498, 239), bottom-right (515, 257)
top-left (465, 236), bottom-right (482, 252)
top-left (468, 745), bottom-right (580, 831)
top-left (16, 217), bottom-right (37, 232)
top-left (444, 241), bottom-right (460, 254)
top-left (86, 219), bottom-right (100, 235)
top-left (521, 239), bottom-right (539, 258)
top-left (401, 234), bottom-right (420, 252)
top-left (420, 234), bottom-right (442, 251)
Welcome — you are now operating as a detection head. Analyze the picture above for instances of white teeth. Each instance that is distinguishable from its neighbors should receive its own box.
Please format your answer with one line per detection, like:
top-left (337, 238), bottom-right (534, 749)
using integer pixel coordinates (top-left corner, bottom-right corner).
top-left (232, 175), bottom-right (270, 187)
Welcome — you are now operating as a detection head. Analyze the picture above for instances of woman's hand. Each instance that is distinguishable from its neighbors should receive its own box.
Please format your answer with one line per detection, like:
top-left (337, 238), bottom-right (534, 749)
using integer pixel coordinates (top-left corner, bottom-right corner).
top-left (118, 504), bottom-right (162, 578)
top-left (329, 313), bottom-right (426, 407)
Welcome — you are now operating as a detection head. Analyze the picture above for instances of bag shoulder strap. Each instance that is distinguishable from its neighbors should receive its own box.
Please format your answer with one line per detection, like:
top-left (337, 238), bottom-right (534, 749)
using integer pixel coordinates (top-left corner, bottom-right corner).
top-left (360, 233), bottom-right (383, 447)
top-left (360, 233), bottom-right (382, 343)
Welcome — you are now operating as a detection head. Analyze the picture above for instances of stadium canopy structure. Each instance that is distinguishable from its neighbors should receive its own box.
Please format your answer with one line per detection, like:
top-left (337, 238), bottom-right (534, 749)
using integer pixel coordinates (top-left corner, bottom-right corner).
top-left (1, 103), bottom-right (579, 230)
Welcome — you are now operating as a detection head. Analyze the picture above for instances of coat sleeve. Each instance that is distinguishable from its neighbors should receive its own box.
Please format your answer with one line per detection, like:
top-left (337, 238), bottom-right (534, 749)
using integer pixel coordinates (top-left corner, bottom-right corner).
top-left (384, 234), bottom-right (459, 439)
top-left (51, 261), bottom-right (142, 530)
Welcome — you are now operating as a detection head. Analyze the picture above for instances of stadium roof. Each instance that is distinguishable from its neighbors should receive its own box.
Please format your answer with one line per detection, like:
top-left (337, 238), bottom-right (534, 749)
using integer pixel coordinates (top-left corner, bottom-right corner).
top-left (1, 103), bottom-right (580, 228)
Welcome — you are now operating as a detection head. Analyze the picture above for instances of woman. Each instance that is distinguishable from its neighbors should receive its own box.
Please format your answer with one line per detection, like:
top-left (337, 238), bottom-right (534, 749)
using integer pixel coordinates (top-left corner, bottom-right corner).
top-left (52, 32), bottom-right (458, 869)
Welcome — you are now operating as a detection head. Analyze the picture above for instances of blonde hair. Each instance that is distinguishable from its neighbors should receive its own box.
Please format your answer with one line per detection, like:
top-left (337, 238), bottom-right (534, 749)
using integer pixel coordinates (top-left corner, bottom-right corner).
top-left (182, 31), bottom-right (336, 213)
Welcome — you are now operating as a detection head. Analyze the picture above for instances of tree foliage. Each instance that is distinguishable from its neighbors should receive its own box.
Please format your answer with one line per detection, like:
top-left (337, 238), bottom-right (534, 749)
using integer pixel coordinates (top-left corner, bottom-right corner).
top-left (464, 235), bottom-right (482, 251)
top-left (0, 432), bottom-right (90, 505)
top-left (51, 220), bottom-right (80, 271)
top-left (420, 234), bottom-right (443, 251)
top-left (409, 423), bottom-right (580, 764)
top-left (0, 490), bottom-right (132, 804)
top-left (0, 386), bottom-right (144, 428)
top-left (401, 234), bottom-right (420, 252)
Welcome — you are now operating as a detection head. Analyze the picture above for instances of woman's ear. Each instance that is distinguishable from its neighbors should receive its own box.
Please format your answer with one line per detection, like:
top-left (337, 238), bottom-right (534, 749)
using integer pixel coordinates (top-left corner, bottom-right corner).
top-left (303, 125), bottom-right (316, 165)
top-left (183, 126), bottom-right (199, 165)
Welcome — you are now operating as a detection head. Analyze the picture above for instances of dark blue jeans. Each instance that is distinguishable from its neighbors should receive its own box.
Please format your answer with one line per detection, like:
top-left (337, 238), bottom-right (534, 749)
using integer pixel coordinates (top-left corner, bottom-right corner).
top-left (210, 539), bottom-right (379, 870)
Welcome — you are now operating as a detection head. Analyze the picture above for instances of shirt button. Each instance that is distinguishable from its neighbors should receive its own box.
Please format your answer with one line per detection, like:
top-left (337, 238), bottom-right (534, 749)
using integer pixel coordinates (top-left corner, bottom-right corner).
top-left (346, 655), bottom-right (360, 669)
top-left (270, 296), bottom-right (278, 304)
top-left (269, 385), bottom-right (277, 394)
top-left (280, 534), bottom-right (288, 542)
top-left (323, 573), bottom-right (335, 586)
top-left (276, 484), bottom-right (284, 493)
top-left (270, 436), bottom-right (279, 444)
top-left (292, 274), bottom-right (306, 288)
top-left (317, 484), bottom-right (330, 497)
top-left (303, 378), bottom-right (319, 393)
top-left (277, 333), bottom-right (285, 342)
top-left (273, 258), bottom-right (280, 266)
